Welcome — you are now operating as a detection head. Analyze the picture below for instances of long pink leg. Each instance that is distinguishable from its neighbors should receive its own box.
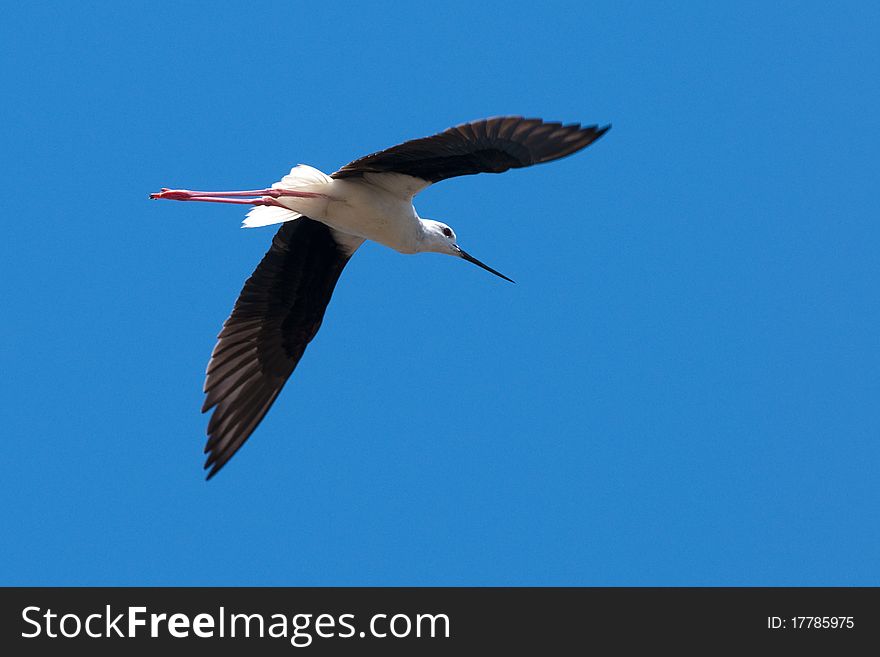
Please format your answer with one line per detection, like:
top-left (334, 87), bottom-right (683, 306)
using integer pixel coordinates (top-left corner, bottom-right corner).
top-left (149, 187), bottom-right (327, 205)
top-left (156, 195), bottom-right (286, 207)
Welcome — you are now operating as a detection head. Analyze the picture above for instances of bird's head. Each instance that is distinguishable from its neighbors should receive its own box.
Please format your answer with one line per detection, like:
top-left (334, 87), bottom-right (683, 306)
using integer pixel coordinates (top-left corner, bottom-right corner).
top-left (419, 219), bottom-right (514, 283)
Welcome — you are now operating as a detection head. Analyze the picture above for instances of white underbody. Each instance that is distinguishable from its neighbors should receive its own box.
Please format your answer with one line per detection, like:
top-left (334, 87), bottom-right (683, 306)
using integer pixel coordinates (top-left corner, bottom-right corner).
top-left (244, 165), bottom-right (430, 254)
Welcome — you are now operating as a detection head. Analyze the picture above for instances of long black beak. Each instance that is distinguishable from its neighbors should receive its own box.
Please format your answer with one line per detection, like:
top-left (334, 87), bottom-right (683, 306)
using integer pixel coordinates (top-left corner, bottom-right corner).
top-left (458, 247), bottom-right (515, 283)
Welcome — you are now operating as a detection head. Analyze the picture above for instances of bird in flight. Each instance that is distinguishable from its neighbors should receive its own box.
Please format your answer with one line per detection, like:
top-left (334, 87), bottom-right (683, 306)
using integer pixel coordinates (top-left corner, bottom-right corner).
top-left (151, 116), bottom-right (610, 478)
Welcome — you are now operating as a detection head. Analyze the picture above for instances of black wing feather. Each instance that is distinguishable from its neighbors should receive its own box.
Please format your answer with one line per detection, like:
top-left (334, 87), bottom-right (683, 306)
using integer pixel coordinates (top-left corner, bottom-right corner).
top-left (202, 218), bottom-right (360, 479)
top-left (331, 116), bottom-right (610, 185)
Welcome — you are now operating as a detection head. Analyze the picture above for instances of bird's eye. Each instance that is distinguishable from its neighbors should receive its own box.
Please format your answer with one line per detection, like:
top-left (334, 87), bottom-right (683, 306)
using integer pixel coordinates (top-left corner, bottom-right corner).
top-left (442, 227), bottom-right (453, 238)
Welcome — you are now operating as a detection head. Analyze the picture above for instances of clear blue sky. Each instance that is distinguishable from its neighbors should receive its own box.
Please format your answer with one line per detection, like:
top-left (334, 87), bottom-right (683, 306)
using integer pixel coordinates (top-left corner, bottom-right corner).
top-left (2, 2), bottom-right (878, 585)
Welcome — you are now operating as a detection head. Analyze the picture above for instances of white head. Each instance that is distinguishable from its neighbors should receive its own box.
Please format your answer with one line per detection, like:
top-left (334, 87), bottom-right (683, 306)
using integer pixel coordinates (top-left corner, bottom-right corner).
top-left (418, 219), bottom-right (514, 282)
top-left (419, 219), bottom-right (460, 255)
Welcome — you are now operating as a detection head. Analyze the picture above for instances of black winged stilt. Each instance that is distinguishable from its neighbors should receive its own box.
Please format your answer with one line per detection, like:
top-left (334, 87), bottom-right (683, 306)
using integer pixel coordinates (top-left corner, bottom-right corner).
top-left (151, 117), bottom-right (610, 478)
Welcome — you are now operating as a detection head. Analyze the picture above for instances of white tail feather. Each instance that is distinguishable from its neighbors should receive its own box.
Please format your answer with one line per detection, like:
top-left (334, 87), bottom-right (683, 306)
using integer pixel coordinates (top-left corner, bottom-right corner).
top-left (242, 206), bottom-right (301, 228)
top-left (241, 165), bottom-right (332, 228)
top-left (272, 164), bottom-right (332, 188)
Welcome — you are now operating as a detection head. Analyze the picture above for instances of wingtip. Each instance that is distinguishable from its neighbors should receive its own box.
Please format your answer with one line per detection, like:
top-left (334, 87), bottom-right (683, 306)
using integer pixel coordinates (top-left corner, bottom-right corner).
top-left (204, 458), bottom-right (222, 480)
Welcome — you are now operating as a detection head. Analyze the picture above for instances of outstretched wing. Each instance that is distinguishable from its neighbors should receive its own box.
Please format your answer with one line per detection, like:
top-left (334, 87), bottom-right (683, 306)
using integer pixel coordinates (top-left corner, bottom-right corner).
top-left (201, 218), bottom-right (363, 479)
top-left (331, 116), bottom-right (610, 193)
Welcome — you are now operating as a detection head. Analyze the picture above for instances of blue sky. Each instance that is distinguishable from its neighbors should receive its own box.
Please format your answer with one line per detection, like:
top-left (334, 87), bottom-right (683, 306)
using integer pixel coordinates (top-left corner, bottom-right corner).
top-left (1, 2), bottom-right (878, 585)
